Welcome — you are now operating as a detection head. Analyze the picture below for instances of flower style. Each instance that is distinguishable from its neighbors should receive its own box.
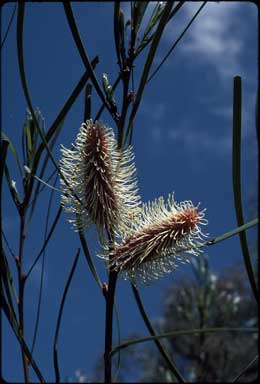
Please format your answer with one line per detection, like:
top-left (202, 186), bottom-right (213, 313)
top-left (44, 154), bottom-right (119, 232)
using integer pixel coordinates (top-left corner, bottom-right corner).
top-left (60, 120), bottom-right (141, 238)
top-left (106, 193), bottom-right (208, 284)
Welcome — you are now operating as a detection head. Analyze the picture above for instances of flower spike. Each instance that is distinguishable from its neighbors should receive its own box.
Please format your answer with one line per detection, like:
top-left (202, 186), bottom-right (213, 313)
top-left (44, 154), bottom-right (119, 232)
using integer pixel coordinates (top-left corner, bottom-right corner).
top-left (106, 193), bottom-right (208, 284)
top-left (60, 120), bottom-right (141, 239)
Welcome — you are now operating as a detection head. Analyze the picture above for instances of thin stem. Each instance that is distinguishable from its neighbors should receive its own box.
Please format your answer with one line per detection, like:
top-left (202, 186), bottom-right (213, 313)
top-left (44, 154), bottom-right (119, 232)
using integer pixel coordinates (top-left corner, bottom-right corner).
top-left (104, 270), bottom-right (118, 383)
top-left (117, 70), bottom-right (131, 148)
top-left (147, 1), bottom-right (207, 83)
top-left (1, 295), bottom-right (45, 382)
top-left (0, 141), bottom-right (9, 379)
top-left (30, 174), bottom-right (58, 359)
top-left (104, 231), bottom-right (118, 383)
top-left (196, 291), bottom-right (207, 381)
top-left (179, 217), bottom-right (258, 255)
top-left (2, 229), bottom-right (16, 261)
top-left (53, 249), bottom-right (80, 383)
top-left (1, 3), bottom-right (17, 50)
top-left (131, 283), bottom-right (185, 383)
top-left (206, 218), bottom-right (258, 247)
top-left (232, 76), bottom-right (258, 303)
top-left (124, 1), bottom-right (174, 146)
top-left (17, 213), bottom-right (29, 382)
top-left (113, 2), bottom-right (122, 71)
top-left (26, 206), bottom-right (62, 279)
top-left (232, 355), bottom-right (258, 382)
top-left (63, 2), bottom-right (118, 123)
top-left (110, 327), bottom-right (258, 358)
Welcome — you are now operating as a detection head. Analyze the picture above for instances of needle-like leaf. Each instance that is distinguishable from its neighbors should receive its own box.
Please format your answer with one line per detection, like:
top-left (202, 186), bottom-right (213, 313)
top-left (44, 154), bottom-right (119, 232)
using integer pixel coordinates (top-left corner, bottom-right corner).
top-left (232, 76), bottom-right (258, 303)
top-left (110, 327), bottom-right (258, 357)
top-left (124, 1), bottom-right (174, 146)
top-left (131, 283), bottom-right (185, 383)
top-left (53, 249), bottom-right (80, 383)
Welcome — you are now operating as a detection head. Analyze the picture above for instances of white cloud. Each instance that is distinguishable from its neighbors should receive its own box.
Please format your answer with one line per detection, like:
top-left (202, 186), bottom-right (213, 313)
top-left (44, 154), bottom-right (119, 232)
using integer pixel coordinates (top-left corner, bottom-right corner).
top-left (168, 126), bottom-right (232, 156)
top-left (167, 2), bottom-right (244, 81)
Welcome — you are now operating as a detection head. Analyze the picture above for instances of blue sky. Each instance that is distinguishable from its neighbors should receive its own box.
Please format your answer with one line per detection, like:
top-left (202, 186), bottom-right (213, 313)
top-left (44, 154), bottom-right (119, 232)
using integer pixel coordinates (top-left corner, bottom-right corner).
top-left (1, 1), bottom-right (258, 382)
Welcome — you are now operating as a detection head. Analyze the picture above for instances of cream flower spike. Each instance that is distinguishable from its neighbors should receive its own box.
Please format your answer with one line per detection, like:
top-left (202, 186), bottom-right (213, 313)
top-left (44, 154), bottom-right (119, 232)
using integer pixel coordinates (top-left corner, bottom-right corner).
top-left (59, 120), bottom-right (141, 239)
top-left (106, 193), bottom-right (208, 285)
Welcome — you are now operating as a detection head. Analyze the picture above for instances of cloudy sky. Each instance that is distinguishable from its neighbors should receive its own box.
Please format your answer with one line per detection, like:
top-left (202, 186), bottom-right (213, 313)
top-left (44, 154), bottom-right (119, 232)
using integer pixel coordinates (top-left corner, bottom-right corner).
top-left (1, 2), bottom-right (258, 382)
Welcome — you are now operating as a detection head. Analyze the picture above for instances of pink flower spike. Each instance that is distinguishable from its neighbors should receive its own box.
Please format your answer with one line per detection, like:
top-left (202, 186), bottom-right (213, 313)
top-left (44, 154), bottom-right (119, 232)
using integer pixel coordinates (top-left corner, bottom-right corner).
top-left (106, 194), bottom-right (208, 284)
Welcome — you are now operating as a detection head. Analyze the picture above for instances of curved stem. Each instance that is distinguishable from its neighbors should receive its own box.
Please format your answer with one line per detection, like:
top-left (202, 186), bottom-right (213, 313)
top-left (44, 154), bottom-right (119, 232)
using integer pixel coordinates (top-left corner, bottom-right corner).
top-left (232, 76), bottom-right (258, 303)
top-left (232, 355), bottom-right (258, 382)
top-left (110, 327), bottom-right (258, 358)
top-left (104, 270), bottom-right (118, 383)
top-left (147, 2), bottom-right (207, 83)
top-left (53, 249), bottom-right (80, 383)
top-left (1, 3), bottom-right (17, 50)
top-left (124, 1), bottom-right (174, 146)
top-left (131, 283), bottom-right (185, 383)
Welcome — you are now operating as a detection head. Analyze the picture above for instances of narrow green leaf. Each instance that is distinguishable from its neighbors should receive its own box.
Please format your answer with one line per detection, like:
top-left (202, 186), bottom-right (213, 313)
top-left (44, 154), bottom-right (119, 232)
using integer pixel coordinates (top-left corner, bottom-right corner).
top-left (31, 174), bottom-right (58, 357)
top-left (27, 121), bottom-right (63, 228)
top-left (132, 2), bottom-right (149, 35)
top-left (53, 249), bottom-right (80, 383)
top-left (124, 1), bottom-right (174, 146)
top-left (1, 296), bottom-right (45, 382)
top-left (26, 205), bottom-right (62, 279)
top-left (110, 327), bottom-right (258, 357)
top-left (4, 163), bottom-right (21, 209)
top-left (232, 76), bottom-right (258, 303)
top-left (139, 1), bottom-right (162, 43)
top-left (35, 60), bottom-right (98, 175)
top-left (147, 1), bottom-right (207, 83)
top-left (1, 3), bottom-right (17, 50)
top-left (113, 300), bottom-right (121, 382)
top-left (63, 3), bottom-right (110, 115)
top-left (118, 8), bottom-right (125, 58)
top-left (180, 217), bottom-right (258, 255)
top-left (206, 218), bottom-right (258, 247)
top-left (1, 132), bottom-right (23, 176)
top-left (136, 1), bottom-right (185, 56)
top-left (0, 140), bottom-right (10, 382)
top-left (1, 248), bottom-right (18, 319)
top-left (22, 116), bottom-right (26, 165)
top-left (2, 256), bottom-right (19, 308)
top-left (255, 86), bottom-right (259, 146)
top-left (1, 229), bottom-right (16, 260)
top-left (77, 217), bottom-right (102, 289)
top-left (0, 140), bottom-right (9, 189)
top-left (113, 2), bottom-right (122, 69)
top-left (131, 283), bottom-right (185, 383)
top-left (25, 119), bottom-right (33, 153)
top-left (24, 109), bottom-right (45, 167)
